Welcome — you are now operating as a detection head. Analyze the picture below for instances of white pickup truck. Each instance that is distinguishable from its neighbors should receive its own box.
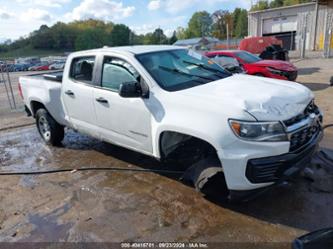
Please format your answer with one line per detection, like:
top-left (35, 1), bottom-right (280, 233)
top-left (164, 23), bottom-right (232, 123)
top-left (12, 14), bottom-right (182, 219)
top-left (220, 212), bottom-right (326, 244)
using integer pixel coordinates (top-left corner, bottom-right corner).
top-left (19, 45), bottom-right (323, 200)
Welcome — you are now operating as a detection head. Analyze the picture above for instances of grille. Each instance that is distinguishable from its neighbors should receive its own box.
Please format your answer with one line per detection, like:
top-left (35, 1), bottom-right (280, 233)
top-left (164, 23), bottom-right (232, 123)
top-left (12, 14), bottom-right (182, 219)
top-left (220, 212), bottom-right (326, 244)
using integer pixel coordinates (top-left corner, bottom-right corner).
top-left (284, 100), bottom-right (322, 152)
top-left (289, 123), bottom-right (320, 152)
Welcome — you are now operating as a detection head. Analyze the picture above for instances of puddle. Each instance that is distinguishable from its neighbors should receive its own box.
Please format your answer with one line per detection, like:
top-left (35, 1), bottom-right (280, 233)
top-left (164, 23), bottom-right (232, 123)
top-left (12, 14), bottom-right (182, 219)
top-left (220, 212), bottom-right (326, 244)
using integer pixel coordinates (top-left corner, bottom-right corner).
top-left (20, 203), bottom-right (73, 242)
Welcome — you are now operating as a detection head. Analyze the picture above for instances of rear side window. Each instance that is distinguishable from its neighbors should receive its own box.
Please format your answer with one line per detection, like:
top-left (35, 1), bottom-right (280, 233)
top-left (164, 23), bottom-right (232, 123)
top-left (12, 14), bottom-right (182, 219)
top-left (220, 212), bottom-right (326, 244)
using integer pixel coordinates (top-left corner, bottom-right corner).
top-left (211, 55), bottom-right (240, 67)
top-left (101, 57), bottom-right (139, 92)
top-left (70, 56), bottom-right (95, 84)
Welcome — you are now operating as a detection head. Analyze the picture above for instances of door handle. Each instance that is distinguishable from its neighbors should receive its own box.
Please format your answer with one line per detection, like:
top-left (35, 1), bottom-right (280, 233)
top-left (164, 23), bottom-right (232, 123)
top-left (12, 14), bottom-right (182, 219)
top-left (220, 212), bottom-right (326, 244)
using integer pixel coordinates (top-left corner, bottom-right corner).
top-left (65, 90), bottom-right (74, 96)
top-left (96, 97), bottom-right (108, 103)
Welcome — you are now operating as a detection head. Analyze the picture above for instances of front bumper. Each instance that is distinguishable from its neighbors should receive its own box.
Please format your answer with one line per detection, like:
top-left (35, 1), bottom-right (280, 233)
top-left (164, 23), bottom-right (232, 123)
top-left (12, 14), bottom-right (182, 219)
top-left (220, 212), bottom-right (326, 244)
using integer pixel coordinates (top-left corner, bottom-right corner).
top-left (217, 123), bottom-right (323, 194)
top-left (268, 70), bottom-right (298, 81)
top-left (227, 131), bottom-right (322, 201)
top-left (246, 131), bottom-right (322, 184)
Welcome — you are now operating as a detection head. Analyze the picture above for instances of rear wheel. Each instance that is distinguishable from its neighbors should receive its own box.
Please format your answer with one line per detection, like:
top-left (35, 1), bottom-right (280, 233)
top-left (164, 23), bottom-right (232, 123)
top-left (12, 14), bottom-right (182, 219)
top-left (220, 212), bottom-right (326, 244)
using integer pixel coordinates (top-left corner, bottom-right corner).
top-left (36, 109), bottom-right (64, 146)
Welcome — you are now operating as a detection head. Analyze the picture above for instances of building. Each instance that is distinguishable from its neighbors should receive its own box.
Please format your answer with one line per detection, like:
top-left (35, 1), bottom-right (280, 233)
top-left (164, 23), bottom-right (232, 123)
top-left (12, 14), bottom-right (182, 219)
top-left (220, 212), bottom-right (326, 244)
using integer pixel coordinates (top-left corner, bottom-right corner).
top-left (248, 0), bottom-right (333, 54)
top-left (173, 37), bottom-right (221, 51)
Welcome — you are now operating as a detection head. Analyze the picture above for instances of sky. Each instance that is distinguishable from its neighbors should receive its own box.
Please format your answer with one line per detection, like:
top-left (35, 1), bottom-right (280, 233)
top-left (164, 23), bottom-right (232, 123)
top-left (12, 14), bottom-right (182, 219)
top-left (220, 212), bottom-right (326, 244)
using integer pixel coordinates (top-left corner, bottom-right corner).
top-left (0, 0), bottom-right (252, 41)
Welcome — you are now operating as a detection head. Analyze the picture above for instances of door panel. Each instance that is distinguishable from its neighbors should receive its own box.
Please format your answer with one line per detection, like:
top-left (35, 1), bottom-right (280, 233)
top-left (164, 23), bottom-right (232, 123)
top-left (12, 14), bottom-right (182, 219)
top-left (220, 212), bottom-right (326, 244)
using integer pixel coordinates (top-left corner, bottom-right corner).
top-left (62, 82), bottom-right (98, 135)
top-left (93, 88), bottom-right (152, 154)
top-left (62, 56), bottom-right (99, 137)
top-left (93, 56), bottom-right (152, 154)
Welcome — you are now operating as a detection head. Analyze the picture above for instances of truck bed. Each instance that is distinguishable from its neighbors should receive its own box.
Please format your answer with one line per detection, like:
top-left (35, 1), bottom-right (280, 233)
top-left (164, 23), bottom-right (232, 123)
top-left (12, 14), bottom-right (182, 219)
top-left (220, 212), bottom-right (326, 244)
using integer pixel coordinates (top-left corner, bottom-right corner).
top-left (28, 71), bottom-right (63, 82)
top-left (19, 71), bottom-right (67, 126)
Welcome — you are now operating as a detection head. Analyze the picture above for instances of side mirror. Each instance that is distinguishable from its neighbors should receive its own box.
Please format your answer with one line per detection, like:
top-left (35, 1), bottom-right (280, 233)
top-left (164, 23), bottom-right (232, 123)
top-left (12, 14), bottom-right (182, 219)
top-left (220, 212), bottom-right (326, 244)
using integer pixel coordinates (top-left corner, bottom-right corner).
top-left (119, 81), bottom-right (142, 98)
top-left (293, 228), bottom-right (333, 249)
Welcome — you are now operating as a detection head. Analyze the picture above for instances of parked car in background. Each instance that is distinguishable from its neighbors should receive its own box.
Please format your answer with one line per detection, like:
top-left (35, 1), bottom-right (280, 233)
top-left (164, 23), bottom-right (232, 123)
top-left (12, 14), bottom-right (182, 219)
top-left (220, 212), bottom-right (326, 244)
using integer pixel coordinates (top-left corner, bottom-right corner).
top-left (12, 63), bottom-right (30, 72)
top-left (29, 62), bottom-right (49, 71)
top-left (49, 62), bottom-right (65, 70)
top-left (205, 50), bottom-right (298, 81)
top-left (208, 54), bottom-right (245, 74)
top-left (35, 64), bottom-right (50, 71)
top-left (28, 63), bottom-right (42, 71)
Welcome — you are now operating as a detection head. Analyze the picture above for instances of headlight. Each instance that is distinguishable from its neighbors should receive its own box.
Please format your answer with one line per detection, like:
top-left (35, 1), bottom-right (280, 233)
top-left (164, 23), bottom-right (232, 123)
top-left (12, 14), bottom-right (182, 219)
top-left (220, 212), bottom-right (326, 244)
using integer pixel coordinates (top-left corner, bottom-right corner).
top-left (268, 67), bottom-right (283, 75)
top-left (229, 120), bottom-right (288, 142)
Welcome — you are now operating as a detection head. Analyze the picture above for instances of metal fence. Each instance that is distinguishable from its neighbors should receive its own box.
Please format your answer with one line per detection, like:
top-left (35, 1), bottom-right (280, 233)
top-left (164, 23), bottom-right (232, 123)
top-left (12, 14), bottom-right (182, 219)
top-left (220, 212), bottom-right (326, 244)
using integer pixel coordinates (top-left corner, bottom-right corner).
top-left (0, 62), bottom-right (24, 114)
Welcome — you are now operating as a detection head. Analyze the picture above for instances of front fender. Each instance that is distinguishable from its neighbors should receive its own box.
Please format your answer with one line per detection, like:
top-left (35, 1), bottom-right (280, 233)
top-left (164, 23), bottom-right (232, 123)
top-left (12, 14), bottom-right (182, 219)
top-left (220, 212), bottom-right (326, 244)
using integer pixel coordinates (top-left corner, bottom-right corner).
top-left (150, 107), bottom-right (243, 159)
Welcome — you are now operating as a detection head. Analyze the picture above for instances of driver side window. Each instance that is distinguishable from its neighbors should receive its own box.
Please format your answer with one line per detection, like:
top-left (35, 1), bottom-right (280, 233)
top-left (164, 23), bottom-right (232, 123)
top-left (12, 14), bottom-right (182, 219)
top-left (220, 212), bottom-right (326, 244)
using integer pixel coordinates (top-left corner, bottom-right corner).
top-left (101, 57), bottom-right (138, 92)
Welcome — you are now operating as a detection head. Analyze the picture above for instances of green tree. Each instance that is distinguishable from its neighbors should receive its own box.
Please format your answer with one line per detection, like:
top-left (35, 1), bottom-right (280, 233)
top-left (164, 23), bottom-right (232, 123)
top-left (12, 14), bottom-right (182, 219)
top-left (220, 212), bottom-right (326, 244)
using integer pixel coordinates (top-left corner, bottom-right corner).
top-left (143, 28), bottom-right (168, 44)
top-left (175, 27), bottom-right (187, 40)
top-left (132, 33), bottom-right (145, 45)
top-left (251, 0), bottom-right (269, 11)
top-left (233, 8), bottom-right (241, 32)
top-left (252, 0), bottom-right (311, 10)
top-left (187, 11), bottom-right (212, 38)
top-left (234, 9), bottom-right (248, 38)
top-left (75, 28), bottom-right (108, 50)
top-left (50, 22), bottom-right (77, 50)
top-left (110, 24), bottom-right (130, 46)
top-left (283, 0), bottom-right (311, 6)
top-left (270, 0), bottom-right (284, 8)
top-left (212, 10), bottom-right (233, 39)
top-left (30, 25), bottom-right (55, 49)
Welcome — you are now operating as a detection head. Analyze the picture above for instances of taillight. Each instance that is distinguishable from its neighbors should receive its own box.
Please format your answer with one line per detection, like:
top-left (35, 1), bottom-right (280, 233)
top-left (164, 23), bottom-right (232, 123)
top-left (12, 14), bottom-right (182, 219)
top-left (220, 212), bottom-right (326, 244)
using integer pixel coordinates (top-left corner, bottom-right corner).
top-left (18, 82), bottom-right (23, 99)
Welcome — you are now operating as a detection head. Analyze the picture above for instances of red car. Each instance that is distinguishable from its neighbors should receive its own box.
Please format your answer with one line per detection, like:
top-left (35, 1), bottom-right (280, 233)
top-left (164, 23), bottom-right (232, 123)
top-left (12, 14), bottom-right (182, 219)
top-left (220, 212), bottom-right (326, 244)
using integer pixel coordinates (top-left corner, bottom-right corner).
top-left (205, 50), bottom-right (298, 81)
top-left (35, 64), bottom-right (50, 71)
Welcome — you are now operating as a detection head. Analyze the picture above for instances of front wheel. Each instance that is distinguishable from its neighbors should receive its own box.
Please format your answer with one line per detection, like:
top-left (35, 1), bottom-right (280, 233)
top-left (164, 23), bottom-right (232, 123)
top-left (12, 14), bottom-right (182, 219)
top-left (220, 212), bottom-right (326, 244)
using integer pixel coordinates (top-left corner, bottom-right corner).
top-left (36, 109), bottom-right (64, 146)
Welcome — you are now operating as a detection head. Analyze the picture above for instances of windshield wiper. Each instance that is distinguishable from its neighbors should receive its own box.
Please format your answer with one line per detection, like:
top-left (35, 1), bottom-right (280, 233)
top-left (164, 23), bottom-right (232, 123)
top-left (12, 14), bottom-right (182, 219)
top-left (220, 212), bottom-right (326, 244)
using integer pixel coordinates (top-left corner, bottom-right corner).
top-left (182, 60), bottom-right (230, 77)
top-left (158, 65), bottom-right (216, 81)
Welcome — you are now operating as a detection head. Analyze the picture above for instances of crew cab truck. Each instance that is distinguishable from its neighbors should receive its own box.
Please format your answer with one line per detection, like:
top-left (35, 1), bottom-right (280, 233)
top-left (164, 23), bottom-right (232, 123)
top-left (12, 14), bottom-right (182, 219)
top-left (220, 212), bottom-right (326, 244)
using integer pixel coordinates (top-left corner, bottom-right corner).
top-left (19, 45), bottom-right (323, 200)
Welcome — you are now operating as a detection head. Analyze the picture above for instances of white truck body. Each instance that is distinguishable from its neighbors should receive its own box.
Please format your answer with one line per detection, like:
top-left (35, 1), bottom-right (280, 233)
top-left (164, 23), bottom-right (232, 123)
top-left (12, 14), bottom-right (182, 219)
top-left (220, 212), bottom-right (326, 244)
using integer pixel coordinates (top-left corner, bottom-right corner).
top-left (19, 45), bottom-right (323, 198)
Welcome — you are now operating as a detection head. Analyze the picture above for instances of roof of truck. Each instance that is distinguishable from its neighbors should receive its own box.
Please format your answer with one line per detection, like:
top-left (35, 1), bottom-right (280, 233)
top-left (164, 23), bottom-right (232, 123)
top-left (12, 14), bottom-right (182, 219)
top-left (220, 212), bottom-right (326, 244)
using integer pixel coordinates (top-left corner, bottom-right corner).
top-left (72, 45), bottom-right (184, 56)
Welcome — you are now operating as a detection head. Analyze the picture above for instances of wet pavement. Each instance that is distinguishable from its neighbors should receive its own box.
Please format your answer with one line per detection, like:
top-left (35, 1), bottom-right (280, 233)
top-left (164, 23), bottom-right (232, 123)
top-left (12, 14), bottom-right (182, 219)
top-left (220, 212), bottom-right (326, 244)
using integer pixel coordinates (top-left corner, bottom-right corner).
top-left (0, 125), bottom-right (333, 243)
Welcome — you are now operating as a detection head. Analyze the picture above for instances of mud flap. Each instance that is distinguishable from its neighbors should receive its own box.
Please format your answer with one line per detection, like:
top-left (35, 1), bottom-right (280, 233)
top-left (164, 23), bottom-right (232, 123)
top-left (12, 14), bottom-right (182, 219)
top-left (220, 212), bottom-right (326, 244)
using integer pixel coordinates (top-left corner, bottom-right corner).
top-left (181, 156), bottom-right (228, 197)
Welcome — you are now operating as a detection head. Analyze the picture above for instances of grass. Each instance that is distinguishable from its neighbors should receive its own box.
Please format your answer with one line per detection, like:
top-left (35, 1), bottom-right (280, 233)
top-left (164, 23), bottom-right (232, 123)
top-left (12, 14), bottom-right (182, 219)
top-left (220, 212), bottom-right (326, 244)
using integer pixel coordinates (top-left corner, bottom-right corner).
top-left (0, 46), bottom-right (69, 60)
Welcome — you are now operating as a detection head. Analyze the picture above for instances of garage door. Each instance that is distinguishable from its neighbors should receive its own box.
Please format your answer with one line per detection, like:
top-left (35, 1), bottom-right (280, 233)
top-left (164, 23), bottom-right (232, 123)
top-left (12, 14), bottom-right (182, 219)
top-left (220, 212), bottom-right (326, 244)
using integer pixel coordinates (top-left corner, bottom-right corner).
top-left (263, 16), bottom-right (297, 34)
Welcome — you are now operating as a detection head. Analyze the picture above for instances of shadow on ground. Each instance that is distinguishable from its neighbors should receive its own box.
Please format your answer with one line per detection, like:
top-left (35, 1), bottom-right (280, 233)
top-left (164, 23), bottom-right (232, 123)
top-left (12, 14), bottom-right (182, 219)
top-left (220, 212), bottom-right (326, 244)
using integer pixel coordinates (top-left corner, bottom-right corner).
top-left (298, 67), bottom-right (320, 75)
top-left (299, 82), bottom-right (331, 91)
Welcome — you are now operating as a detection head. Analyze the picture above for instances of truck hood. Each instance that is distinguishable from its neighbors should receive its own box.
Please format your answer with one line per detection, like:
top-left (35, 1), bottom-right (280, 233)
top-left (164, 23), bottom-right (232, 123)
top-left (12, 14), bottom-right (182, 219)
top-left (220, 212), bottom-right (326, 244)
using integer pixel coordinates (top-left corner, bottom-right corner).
top-left (250, 60), bottom-right (297, 71)
top-left (175, 74), bottom-right (313, 121)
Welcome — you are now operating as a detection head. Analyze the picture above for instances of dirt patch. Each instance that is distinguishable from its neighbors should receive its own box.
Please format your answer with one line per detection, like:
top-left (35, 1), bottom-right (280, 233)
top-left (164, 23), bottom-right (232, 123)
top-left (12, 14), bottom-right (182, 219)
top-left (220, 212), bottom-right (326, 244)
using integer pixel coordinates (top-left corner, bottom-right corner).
top-left (0, 127), bottom-right (304, 243)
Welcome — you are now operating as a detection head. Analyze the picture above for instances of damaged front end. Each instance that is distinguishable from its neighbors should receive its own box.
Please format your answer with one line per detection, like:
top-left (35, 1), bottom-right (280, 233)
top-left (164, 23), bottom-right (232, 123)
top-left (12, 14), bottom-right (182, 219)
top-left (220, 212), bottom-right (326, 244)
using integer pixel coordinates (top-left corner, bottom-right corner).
top-left (160, 132), bottom-right (229, 198)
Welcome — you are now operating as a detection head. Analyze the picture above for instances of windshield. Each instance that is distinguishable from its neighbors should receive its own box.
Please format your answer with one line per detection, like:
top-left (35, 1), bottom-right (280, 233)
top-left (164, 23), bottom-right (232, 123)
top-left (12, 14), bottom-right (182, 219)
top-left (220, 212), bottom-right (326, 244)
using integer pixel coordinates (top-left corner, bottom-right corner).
top-left (136, 49), bottom-right (231, 91)
top-left (235, 51), bottom-right (261, 64)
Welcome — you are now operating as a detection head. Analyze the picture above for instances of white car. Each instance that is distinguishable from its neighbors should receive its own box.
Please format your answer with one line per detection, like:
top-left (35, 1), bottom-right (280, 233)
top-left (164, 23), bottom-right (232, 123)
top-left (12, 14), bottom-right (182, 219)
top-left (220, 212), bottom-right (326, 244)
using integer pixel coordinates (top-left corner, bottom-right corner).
top-left (18, 45), bottom-right (323, 201)
top-left (49, 62), bottom-right (65, 70)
